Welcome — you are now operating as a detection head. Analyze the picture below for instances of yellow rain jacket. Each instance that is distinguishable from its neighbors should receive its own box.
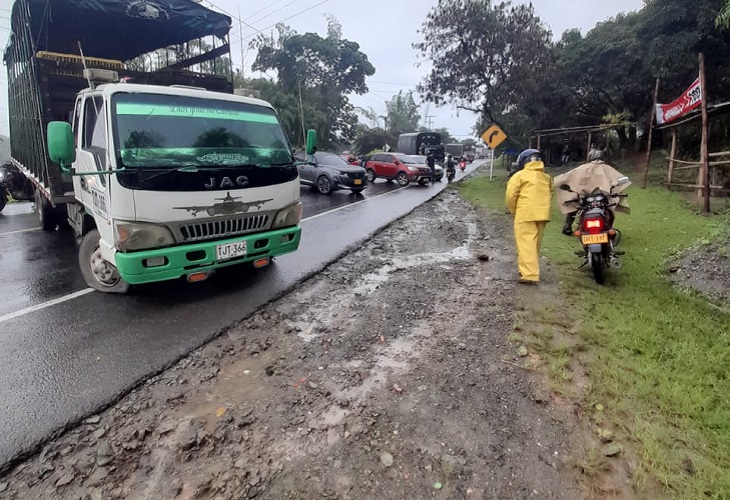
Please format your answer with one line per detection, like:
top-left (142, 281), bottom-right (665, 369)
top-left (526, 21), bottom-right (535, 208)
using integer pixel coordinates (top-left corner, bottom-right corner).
top-left (505, 160), bottom-right (552, 282)
top-left (506, 161), bottom-right (553, 222)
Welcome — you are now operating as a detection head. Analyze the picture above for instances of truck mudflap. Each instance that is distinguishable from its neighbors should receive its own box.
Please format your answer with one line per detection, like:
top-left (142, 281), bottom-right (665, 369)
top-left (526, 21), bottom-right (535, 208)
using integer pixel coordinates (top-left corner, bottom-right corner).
top-left (114, 226), bottom-right (301, 285)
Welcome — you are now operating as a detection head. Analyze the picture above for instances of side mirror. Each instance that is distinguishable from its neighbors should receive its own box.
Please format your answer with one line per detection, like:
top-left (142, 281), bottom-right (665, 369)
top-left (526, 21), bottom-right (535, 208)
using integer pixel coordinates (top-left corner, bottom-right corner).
top-left (305, 129), bottom-right (317, 156)
top-left (47, 121), bottom-right (75, 172)
top-left (559, 183), bottom-right (572, 192)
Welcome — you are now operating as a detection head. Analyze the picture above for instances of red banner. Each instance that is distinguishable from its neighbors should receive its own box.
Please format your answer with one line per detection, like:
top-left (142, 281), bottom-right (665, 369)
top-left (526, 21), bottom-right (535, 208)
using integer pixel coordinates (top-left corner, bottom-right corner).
top-left (655, 77), bottom-right (702, 125)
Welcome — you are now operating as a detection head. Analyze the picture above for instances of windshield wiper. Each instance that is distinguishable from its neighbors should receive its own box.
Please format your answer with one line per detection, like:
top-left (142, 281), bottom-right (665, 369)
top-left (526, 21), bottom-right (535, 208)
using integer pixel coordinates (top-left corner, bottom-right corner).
top-left (137, 165), bottom-right (203, 184)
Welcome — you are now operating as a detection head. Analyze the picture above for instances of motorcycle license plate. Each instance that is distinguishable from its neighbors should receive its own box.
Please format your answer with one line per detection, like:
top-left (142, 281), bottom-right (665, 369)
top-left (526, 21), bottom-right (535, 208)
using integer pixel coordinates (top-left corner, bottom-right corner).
top-left (354, 179), bottom-right (362, 185)
top-left (581, 234), bottom-right (609, 245)
top-left (216, 241), bottom-right (247, 262)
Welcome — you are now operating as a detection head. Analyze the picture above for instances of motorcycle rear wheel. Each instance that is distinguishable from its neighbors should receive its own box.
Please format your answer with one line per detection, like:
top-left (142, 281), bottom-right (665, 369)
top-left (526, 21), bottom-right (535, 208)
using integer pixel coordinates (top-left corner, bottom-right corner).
top-left (0, 192), bottom-right (6, 213)
top-left (591, 253), bottom-right (605, 284)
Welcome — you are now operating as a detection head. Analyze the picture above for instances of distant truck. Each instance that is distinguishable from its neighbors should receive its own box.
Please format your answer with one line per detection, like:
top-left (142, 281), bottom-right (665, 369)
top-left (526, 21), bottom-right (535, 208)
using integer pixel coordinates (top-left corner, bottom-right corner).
top-left (397, 132), bottom-right (445, 162)
top-left (4, 0), bottom-right (307, 293)
top-left (445, 143), bottom-right (465, 160)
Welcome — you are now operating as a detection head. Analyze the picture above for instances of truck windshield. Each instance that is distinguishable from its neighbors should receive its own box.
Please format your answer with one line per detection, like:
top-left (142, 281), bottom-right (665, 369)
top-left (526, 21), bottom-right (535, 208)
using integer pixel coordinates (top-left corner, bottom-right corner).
top-left (112, 93), bottom-right (293, 168)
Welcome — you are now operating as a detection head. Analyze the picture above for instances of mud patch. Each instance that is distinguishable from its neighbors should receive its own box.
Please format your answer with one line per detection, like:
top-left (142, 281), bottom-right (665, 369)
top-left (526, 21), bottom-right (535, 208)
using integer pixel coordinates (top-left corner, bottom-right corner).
top-left (0, 190), bottom-right (582, 499)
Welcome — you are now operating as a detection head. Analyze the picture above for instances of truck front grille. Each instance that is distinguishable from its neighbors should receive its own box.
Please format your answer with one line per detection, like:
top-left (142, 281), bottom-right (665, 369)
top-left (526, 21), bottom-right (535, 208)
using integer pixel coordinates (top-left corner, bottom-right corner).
top-left (179, 215), bottom-right (270, 242)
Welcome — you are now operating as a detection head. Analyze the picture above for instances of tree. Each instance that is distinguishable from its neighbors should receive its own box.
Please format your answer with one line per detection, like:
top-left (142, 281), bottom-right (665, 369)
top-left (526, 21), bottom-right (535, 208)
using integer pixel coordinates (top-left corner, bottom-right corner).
top-left (717, 0), bottom-right (730, 27)
top-left (235, 75), bottom-right (329, 149)
top-left (352, 128), bottom-right (397, 155)
top-left (251, 19), bottom-right (375, 147)
top-left (385, 91), bottom-right (421, 134)
top-left (414, 0), bottom-right (553, 131)
top-left (434, 127), bottom-right (455, 145)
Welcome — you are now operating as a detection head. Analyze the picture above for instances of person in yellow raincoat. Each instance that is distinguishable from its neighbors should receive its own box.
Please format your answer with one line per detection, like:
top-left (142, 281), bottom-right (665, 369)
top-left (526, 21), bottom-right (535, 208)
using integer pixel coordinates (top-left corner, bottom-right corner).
top-left (506, 149), bottom-right (553, 283)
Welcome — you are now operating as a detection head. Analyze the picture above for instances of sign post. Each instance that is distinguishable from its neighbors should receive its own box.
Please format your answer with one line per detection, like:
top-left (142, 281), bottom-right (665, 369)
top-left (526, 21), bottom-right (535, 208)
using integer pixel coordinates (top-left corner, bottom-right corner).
top-left (481, 125), bottom-right (507, 181)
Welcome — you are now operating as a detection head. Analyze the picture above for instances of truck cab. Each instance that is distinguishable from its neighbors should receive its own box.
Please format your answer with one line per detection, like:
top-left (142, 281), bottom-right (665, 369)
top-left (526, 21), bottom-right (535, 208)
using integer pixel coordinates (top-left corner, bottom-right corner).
top-left (49, 78), bottom-right (303, 292)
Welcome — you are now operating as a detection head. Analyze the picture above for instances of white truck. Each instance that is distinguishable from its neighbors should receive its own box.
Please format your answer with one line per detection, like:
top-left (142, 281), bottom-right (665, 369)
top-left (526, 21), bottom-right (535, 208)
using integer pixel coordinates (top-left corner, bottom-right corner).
top-left (5, 0), bottom-right (308, 293)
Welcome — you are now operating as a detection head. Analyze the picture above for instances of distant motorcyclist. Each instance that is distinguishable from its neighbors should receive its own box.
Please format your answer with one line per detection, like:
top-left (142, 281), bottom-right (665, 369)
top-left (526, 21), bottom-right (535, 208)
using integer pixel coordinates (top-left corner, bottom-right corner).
top-left (444, 154), bottom-right (456, 173)
top-left (554, 149), bottom-right (631, 236)
top-left (426, 152), bottom-right (437, 182)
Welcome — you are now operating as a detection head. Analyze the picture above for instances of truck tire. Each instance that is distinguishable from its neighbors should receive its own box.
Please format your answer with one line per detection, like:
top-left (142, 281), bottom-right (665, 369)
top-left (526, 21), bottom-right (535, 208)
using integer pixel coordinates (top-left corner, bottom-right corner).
top-left (79, 229), bottom-right (130, 294)
top-left (35, 189), bottom-right (56, 231)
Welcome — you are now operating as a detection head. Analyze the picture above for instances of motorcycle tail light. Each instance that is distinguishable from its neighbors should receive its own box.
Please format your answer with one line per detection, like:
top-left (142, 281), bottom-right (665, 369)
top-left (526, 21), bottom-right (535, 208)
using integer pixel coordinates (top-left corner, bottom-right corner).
top-left (584, 218), bottom-right (604, 234)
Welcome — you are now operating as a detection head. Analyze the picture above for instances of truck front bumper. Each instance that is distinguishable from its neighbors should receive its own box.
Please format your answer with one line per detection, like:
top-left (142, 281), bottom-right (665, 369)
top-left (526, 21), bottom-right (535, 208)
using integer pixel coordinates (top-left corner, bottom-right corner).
top-left (114, 226), bottom-right (301, 285)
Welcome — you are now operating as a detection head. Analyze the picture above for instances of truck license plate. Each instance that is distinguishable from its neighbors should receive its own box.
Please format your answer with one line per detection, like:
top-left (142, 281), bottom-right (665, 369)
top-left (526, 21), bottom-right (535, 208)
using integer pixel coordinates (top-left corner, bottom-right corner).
top-left (581, 234), bottom-right (609, 245)
top-left (354, 179), bottom-right (362, 185)
top-left (216, 241), bottom-right (247, 261)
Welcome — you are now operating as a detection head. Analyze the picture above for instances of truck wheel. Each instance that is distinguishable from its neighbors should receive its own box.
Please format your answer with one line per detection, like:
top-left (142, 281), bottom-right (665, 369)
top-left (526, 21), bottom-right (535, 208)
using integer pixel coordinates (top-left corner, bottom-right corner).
top-left (35, 189), bottom-right (56, 231)
top-left (0, 193), bottom-right (6, 213)
top-left (79, 229), bottom-right (130, 294)
top-left (396, 172), bottom-right (409, 186)
top-left (365, 169), bottom-right (376, 182)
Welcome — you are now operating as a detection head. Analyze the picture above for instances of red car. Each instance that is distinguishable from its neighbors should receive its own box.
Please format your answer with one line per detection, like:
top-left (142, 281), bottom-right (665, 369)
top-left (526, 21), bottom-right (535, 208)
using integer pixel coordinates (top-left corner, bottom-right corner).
top-left (364, 153), bottom-right (433, 186)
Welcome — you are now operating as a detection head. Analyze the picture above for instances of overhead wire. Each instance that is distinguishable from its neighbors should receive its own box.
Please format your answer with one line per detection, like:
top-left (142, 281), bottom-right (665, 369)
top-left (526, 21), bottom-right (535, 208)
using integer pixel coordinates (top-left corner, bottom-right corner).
top-left (248, 0), bottom-right (305, 27)
top-left (230, 0), bottom-right (333, 45)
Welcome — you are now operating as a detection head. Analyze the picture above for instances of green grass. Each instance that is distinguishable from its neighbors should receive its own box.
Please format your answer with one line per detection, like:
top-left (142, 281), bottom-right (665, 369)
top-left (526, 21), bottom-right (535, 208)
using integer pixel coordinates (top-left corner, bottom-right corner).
top-left (460, 172), bottom-right (730, 498)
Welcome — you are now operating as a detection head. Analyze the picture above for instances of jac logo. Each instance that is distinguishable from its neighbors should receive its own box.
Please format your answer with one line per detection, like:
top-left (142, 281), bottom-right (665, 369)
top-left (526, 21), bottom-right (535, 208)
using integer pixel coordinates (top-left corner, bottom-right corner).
top-left (204, 176), bottom-right (250, 189)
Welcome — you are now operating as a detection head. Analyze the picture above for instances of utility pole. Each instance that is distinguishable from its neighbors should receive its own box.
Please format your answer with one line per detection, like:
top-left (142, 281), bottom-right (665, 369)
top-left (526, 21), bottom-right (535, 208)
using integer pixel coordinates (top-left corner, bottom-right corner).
top-left (237, 6), bottom-right (245, 81)
top-left (425, 115), bottom-right (434, 130)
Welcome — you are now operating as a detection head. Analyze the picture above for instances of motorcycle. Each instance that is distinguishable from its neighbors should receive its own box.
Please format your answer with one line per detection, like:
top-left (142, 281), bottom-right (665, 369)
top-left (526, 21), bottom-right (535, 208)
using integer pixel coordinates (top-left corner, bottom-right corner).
top-left (446, 164), bottom-right (456, 184)
top-left (0, 162), bottom-right (34, 213)
top-left (459, 159), bottom-right (467, 172)
top-left (559, 176), bottom-right (630, 284)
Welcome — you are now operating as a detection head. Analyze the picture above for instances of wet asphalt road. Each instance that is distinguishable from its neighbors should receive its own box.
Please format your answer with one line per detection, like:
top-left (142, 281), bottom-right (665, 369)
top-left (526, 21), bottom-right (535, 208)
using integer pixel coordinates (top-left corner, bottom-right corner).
top-left (0, 164), bottom-right (480, 472)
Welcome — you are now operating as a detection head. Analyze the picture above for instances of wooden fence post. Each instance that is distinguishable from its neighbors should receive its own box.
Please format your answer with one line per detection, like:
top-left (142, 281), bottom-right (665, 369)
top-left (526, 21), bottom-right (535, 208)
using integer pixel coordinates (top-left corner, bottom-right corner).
top-left (642, 78), bottom-right (661, 189)
top-left (586, 131), bottom-right (592, 161)
top-left (699, 53), bottom-right (711, 214)
top-left (667, 128), bottom-right (677, 187)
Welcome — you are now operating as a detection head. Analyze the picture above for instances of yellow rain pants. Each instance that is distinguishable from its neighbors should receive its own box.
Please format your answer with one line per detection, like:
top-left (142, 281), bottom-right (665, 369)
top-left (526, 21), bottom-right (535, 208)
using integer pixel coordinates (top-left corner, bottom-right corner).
top-left (514, 220), bottom-right (547, 281)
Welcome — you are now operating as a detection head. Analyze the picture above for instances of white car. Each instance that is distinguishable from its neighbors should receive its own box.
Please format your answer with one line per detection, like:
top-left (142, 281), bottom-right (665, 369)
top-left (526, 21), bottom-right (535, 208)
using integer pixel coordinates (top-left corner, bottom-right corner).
top-left (411, 155), bottom-right (444, 181)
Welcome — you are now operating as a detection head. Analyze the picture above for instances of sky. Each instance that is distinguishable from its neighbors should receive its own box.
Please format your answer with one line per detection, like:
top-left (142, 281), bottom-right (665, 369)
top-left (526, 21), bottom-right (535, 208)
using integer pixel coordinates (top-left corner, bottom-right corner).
top-left (0, 0), bottom-right (644, 141)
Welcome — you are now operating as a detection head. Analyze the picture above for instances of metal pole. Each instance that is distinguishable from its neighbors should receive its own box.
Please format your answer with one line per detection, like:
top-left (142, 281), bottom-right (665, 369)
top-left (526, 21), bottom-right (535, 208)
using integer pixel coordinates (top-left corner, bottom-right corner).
top-left (642, 78), bottom-right (661, 188)
top-left (489, 149), bottom-right (494, 181)
top-left (699, 53), bottom-right (710, 213)
top-left (536, 133), bottom-right (541, 150)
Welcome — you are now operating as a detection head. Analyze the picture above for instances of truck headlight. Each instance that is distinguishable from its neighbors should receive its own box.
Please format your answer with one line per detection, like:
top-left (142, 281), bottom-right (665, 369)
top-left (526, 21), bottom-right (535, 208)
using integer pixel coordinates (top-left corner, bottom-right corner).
top-left (114, 220), bottom-right (175, 252)
top-left (272, 201), bottom-right (302, 229)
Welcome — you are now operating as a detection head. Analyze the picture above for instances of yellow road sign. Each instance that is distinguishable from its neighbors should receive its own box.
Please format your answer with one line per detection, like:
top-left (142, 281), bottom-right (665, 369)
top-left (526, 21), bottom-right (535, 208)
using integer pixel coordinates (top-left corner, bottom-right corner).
top-left (481, 125), bottom-right (507, 149)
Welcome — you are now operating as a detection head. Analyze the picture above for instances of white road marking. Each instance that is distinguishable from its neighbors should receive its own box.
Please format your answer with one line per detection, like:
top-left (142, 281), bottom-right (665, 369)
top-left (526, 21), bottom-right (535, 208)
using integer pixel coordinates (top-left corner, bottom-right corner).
top-left (0, 184), bottom-right (422, 321)
top-left (0, 288), bottom-right (94, 325)
top-left (0, 227), bottom-right (41, 237)
top-left (302, 185), bottom-right (409, 222)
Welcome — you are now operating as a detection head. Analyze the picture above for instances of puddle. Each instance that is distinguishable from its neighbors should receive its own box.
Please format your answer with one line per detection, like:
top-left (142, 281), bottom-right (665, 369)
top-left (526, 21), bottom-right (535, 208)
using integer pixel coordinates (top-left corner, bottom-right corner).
top-left (171, 352), bottom-right (274, 429)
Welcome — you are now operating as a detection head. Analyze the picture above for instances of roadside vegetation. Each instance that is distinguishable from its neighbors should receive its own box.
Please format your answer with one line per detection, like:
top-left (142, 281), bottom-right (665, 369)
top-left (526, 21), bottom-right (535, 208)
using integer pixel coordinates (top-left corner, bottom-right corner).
top-left (460, 165), bottom-right (730, 498)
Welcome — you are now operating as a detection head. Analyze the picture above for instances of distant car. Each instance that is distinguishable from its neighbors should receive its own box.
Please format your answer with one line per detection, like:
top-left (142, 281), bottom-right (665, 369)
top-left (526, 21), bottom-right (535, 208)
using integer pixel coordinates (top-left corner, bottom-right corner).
top-left (411, 155), bottom-right (444, 181)
top-left (364, 152), bottom-right (434, 186)
top-left (297, 151), bottom-right (367, 195)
